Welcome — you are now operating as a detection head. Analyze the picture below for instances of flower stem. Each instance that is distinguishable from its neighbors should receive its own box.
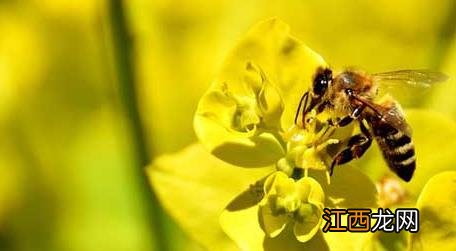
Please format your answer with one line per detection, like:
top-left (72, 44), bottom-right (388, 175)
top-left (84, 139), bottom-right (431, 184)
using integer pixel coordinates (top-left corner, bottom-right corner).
top-left (107, 1), bottom-right (169, 250)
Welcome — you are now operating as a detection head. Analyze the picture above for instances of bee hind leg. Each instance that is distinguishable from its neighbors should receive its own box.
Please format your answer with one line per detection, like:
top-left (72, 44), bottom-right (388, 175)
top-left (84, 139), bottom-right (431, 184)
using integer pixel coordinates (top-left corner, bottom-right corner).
top-left (330, 121), bottom-right (372, 176)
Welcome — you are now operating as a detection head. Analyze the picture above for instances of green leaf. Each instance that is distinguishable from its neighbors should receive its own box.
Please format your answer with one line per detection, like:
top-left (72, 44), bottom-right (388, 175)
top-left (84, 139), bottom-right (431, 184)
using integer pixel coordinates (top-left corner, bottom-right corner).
top-left (194, 18), bottom-right (327, 167)
top-left (410, 171), bottom-right (456, 251)
top-left (147, 143), bottom-right (274, 251)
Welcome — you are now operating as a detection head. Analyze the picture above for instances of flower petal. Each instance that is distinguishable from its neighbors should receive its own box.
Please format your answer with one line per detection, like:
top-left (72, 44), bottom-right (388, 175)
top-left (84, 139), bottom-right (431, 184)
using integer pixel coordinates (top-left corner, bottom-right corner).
top-left (194, 18), bottom-right (327, 167)
top-left (257, 73), bottom-right (284, 129)
top-left (263, 172), bottom-right (301, 214)
top-left (307, 167), bottom-right (378, 208)
top-left (147, 143), bottom-right (274, 251)
top-left (410, 171), bottom-right (456, 250)
top-left (293, 204), bottom-right (322, 243)
top-left (258, 204), bottom-right (288, 238)
top-left (209, 132), bottom-right (285, 167)
top-left (296, 176), bottom-right (325, 208)
top-left (328, 166), bottom-right (378, 208)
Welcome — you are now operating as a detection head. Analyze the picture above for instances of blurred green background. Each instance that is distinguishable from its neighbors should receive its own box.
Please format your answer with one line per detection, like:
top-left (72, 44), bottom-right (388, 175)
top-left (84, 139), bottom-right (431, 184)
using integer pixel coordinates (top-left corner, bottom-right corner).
top-left (0, 0), bottom-right (454, 251)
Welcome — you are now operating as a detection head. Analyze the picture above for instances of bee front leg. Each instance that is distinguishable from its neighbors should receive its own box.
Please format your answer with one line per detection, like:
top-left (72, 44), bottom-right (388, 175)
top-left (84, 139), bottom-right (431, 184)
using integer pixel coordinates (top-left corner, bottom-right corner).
top-left (294, 91), bottom-right (309, 125)
top-left (330, 121), bottom-right (372, 176)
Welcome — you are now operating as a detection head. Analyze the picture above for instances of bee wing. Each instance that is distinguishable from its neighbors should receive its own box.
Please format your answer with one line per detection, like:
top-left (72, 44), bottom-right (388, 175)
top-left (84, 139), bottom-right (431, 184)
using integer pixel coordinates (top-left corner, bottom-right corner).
top-left (365, 97), bottom-right (412, 136)
top-left (373, 69), bottom-right (448, 88)
top-left (378, 100), bottom-right (412, 137)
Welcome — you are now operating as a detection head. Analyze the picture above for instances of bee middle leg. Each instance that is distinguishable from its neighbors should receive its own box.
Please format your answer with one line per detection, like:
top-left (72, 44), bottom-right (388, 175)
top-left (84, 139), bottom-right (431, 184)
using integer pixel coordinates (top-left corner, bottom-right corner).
top-left (328, 104), bottom-right (366, 128)
top-left (330, 120), bottom-right (372, 176)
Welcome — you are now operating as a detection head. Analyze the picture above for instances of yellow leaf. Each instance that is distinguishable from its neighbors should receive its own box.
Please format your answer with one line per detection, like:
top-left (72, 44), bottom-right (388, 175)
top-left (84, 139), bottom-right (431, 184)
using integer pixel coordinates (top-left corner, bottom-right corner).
top-left (410, 171), bottom-right (456, 251)
top-left (147, 143), bottom-right (273, 251)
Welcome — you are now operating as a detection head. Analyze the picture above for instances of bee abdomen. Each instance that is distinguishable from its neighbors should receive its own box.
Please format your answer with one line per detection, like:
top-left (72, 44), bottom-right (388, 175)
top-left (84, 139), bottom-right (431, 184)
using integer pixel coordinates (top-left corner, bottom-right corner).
top-left (372, 123), bottom-right (416, 182)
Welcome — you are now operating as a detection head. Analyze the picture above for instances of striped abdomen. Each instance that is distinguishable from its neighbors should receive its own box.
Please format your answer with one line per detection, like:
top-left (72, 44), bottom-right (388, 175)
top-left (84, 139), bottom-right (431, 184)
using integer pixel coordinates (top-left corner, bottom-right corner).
top-left (368, 116), bottom-right (416, 182)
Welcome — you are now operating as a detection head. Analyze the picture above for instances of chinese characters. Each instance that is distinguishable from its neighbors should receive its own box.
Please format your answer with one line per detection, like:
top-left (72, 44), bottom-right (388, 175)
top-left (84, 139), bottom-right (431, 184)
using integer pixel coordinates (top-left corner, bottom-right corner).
top-left (322, 208), bottom-right (419, 233)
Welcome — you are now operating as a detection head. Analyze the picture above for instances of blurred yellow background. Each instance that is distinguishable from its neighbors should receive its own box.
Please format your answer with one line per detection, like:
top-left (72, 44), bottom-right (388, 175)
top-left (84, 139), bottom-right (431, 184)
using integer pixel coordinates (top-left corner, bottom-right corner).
top-left (0, 0), bottom-right (454, 250)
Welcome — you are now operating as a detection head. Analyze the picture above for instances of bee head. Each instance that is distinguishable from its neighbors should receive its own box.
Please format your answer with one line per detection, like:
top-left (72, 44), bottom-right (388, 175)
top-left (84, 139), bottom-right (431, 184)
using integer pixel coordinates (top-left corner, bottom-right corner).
top-left (301, 68), bottom-right (333, 120)
top-left (312, 68), bottom-right (332, 97)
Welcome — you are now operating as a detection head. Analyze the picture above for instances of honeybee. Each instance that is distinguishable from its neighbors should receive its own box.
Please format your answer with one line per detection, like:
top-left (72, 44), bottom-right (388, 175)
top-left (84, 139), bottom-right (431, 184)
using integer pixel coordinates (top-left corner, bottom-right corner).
top-left (295, 68), bottom-right (447, 182)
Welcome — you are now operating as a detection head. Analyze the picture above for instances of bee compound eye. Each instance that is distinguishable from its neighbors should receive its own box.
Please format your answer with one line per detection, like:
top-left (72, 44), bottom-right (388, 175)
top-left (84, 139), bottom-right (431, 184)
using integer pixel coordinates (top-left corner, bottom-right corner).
top-left (313, 68), bottom-right (332, 96)
top-left (313, 74), bottom-right (328, 95)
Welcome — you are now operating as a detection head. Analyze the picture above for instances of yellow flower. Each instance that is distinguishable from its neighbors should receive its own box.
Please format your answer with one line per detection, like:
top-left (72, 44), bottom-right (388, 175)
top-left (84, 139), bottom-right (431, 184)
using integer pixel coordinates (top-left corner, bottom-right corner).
top-left (192, 19), bottom-right (380, 246)
top-left (147, 19), bottom-right (456, 251)
top-left (258, 172), bottom-right (324, 242)
top-left (193, 18), bottom-right (327, 168)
